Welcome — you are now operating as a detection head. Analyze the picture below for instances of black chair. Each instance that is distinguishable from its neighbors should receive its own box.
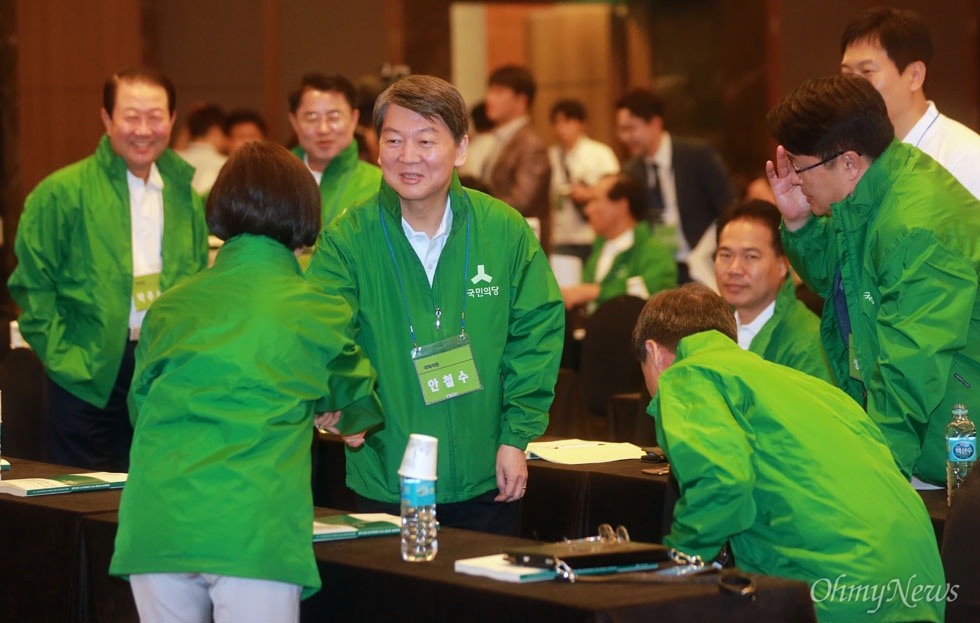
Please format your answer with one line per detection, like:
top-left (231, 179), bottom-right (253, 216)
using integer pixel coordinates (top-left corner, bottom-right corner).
top-left (0, 346), bottom-right (47, 461)
top-left (942, 463), bottom-right (980, 623)
top-left (578, 295), bottom-right (647, 439)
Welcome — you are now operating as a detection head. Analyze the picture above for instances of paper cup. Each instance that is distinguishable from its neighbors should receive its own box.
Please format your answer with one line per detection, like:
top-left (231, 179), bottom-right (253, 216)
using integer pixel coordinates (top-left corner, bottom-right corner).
top-left (398, 434), bottom-right (438, 480)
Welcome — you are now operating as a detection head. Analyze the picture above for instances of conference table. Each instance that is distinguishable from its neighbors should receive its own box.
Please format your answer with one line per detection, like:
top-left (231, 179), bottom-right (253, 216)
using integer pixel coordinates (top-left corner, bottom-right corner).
top-left (315, 435), bottom-right (949, 546)
top-left (75, 508), bottom-right (817, 623)
top-left (1, 452), bottom-right (946, 622)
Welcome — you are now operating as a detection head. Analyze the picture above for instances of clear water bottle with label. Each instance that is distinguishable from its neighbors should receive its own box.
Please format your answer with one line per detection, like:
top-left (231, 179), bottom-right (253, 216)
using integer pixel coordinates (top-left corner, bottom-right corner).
top-left (400, 476), bottom-right (438, 561)
top-left (398, 433), bottom-right (439, 561)
top-left (946, 403), bottom-right (977, 505)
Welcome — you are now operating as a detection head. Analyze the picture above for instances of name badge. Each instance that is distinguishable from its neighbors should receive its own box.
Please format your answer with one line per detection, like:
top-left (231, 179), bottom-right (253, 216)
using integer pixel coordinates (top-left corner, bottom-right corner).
top-left (412, 335), bottom-right (483, 405)
top-left (133, 273), bottom-right (161, 312)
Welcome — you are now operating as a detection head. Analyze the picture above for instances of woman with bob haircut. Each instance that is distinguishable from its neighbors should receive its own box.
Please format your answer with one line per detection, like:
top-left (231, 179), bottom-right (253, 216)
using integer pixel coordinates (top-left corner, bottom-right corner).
top-left (110, 141), bottom-right (382, 623)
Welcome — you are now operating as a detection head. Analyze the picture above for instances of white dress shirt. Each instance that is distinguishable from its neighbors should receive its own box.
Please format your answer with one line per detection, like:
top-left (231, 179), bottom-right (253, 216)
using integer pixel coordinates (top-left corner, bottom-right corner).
top-left (127, 164), bottom-right (165, 334)
top-left (735, 300), bottom-right (776, 350)
top-left (903, 101), bottom-right (980, 200)
top-left (402, 197), bottom-right (453, 287)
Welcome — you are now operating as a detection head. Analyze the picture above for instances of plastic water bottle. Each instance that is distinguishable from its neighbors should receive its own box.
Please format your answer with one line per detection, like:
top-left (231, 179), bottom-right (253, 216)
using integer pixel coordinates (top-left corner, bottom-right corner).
top-left (946, 403), bottom-right (977, 505)
top-left (400, 476), bottom-right (438, 561)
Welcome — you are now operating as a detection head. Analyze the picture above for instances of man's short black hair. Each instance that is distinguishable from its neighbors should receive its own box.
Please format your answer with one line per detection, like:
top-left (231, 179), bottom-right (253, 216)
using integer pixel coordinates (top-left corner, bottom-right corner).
top-left (766, 74), bottom-right (894, 162)
top-left (716, 199), bottom-right (784, 257)
top-left (841, 7), bottom-right (933, 74)
top-left (488, 65), bottom-right (537, 106)
top-left (224, 109), bottom-right (267, 136)
top-left (103, 65), bottom-right (177, 116)
top-left (604, 173), bottom-right (647, 223)
top-left (614, 88), bottom-right (664, 123)
top-left (207, 141), bottom-right (321, 249)
top-left (550, 98), bottom-right (587, 123)
top-left (185, 103), bottom-right (225, 139)
top-left (288, 73), bottom-right (357, 114)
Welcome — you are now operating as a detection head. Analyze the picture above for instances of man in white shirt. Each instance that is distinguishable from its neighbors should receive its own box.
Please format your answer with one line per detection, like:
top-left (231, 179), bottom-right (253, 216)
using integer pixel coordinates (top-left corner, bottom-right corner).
top-left (176, 102), bottom-right (228, 196)
top-left (548, 98), bottom-right (620, 259)
top-left (841, 6), bottom-right (980, 199)
top-left (8, 66), bottom-right (208, 471)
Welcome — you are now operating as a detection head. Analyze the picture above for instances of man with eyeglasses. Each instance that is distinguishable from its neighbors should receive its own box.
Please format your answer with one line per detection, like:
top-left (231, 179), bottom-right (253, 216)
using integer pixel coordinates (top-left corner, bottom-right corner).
top-left (287, 73), bottom-right (381, 230)
top-left (8, 66), bottom-right (209, 472)
top-left (766, 74), bottom-right (980, 489)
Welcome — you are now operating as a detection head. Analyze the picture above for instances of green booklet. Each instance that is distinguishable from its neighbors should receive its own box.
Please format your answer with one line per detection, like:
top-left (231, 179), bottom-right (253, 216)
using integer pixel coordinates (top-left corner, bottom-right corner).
top-left (0, 472), bottom-right (127, 497)
top-left (1, 459), bottom-right (9, 471)
top-left (313, 513), bottom-right (401, 542)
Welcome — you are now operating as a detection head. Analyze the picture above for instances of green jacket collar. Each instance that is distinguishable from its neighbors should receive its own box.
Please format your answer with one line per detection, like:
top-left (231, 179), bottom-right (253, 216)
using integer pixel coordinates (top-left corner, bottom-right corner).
top-left (214, 233), bottom-right (302, 276)
top-left (831, 139), bottom-right (908, 231)
top-left (95, 134), bottom-right (194, 185)
top-left (292, 140), bottom-right (360, 185)
top-left (675, 329), bottom-right (738, 362)
top-left (378, 170), bottom-right (471, 237)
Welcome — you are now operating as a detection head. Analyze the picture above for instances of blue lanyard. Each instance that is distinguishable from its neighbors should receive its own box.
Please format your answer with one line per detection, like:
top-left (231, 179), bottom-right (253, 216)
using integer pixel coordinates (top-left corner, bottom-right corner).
top-left (379, 200), bottom-right (471, 351)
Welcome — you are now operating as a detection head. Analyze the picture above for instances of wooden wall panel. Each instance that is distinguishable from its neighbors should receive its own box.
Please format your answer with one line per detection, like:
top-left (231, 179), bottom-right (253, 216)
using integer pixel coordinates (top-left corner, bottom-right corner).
top-left (17, 0), bottom-right (142, 194)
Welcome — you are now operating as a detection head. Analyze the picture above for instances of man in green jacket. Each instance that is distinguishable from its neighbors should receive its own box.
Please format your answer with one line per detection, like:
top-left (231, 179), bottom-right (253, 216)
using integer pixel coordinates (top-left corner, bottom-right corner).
top-left (634, 284), bottom-right (946, 623)
top-left (714, 199), bottom-right (833, 383)
top-left (307, 74), bottom-right (564, 535)
top-left (767, 74), bottom-right (980, 486)
top-left (561, 173), bottom-right (676, 311)
top-left (288, 72), bottom-right (381, 230)
top-left (8, 66), bottom-right (208, 471)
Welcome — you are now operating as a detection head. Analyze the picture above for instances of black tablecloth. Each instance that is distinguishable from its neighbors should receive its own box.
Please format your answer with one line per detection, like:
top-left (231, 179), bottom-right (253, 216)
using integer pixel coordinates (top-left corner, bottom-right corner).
top-left (78, 509), bottom-right (817, 623)
top-left (0, 457), bottom-right (125, 623)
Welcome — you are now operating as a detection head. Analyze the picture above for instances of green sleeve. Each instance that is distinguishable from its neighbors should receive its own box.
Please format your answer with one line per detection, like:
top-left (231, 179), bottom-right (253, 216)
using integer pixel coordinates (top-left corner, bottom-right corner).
top-left (656, 367), bottom-right (757, 562)
top-left (499, 227), bottom-right (564, 450)
top-left (8, 184), bottom-right (92, 383)
top-left (869, 231), bottom-right (975, 477)
top-left (781, 216), bottom-right (837, 298)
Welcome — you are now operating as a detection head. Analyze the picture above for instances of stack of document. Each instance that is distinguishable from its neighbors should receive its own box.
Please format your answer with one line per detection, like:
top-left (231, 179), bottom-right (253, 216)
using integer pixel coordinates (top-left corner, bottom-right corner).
top-left (0, 472), bottom-right (127, 497)
top-left (455, 554), bottom-right (556, 583)
top-left (313, 513), bottom-right (402, 542)
top-left (525, 439), bottom-right (645, 464)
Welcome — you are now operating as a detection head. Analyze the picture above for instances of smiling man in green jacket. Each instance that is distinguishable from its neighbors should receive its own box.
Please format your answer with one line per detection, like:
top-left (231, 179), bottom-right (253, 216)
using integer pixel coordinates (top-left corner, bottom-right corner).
top-left (307, 75), bottom-right (563, 535)
top-left (767, 74), bottom-right (980, 487)
top-left (715, 199), bottom-right (833, 384)
top-left (9, 66), bottom-right (208, 472)
top-left (634, 283), bottom-right (945, 623)
top-left (288, 72), bottom-right (381, 230)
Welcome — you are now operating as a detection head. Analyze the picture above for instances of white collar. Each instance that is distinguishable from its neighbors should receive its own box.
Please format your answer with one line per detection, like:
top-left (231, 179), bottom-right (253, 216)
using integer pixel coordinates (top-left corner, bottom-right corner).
top-left (494, 116), bottom-right (529, 144)
top-left (126, 162), bottom-right (164, 190)
top-left (646, 131), bottom-right (673, 170)
top-left (902, 101), bottom-right (940, 148)
top-left (401, 195), bottom-right (453, 240)
top-left (736, 299), bottom-right (776, 333)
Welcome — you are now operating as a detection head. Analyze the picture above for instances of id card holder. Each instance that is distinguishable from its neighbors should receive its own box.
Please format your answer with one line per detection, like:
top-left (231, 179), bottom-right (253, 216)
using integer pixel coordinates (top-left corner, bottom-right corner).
top-left (412, 334), bottom-right (483, 405)
top-left (848, 333), bottom-right (862, 381)
top-left (133, 273), bottom-right (161, 312)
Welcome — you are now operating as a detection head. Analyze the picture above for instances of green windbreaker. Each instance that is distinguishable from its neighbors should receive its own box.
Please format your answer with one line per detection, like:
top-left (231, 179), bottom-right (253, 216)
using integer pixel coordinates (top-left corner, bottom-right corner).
top-left (652, 331), bottom-right (945, 623)
top-left (291, 141), bottom-right (382, 228)
top-left (306, 174), bottom-right (564, 504)
top-left (748, 276), bottom-right (834, 384)
top-left (581, 222), bottom-right (677, 305)
top-left (9, 135), bottom-right (208, 407)
top-left (110, 234), bottom-right (382, 598)
top-left (782, 140), bottom-right (980, 484)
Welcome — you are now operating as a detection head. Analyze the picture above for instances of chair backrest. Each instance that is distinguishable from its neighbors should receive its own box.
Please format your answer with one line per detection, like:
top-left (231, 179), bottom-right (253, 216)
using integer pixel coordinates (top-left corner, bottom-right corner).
top-left (578, 295), bottom-right (647, 423)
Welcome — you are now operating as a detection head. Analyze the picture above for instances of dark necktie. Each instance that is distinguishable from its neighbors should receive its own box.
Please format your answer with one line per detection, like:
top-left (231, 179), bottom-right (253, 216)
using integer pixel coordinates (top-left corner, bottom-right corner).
top-left (647, 162), bottom-right (665, 223)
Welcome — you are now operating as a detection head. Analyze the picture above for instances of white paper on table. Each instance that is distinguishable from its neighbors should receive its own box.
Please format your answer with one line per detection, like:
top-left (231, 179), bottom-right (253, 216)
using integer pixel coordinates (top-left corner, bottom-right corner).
top-left (525, 439), bottom-right (645, 464)
top-left (454, 554), bottom-right (555, 583)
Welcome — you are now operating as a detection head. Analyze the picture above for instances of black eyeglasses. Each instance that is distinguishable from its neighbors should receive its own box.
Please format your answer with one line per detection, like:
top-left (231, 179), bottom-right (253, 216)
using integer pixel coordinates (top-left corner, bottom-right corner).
top-left (790, 151), bottom-right (844, 175)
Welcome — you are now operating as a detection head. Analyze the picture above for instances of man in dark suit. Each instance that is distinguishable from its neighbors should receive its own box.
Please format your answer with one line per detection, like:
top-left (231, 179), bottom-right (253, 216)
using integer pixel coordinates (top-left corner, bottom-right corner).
top-left (616, 88), bottom-right (734, 287)
top-left (482, 65), bottom-right (553, 253)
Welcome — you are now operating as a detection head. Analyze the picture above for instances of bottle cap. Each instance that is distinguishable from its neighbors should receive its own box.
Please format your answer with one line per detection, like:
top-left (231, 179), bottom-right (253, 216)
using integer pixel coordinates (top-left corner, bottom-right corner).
top-left (398, 433), bottom-right (438, 480)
